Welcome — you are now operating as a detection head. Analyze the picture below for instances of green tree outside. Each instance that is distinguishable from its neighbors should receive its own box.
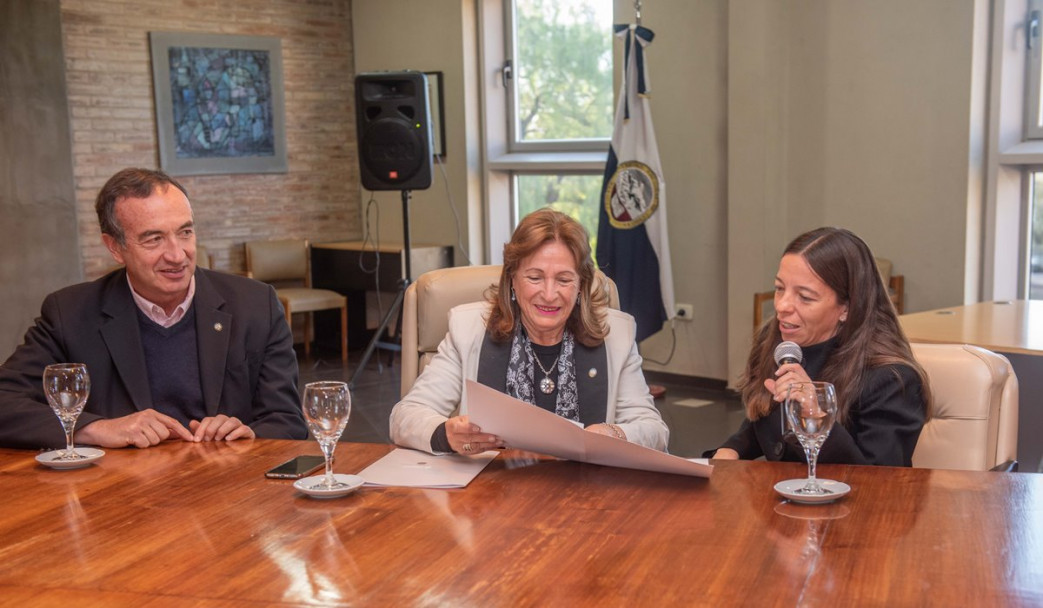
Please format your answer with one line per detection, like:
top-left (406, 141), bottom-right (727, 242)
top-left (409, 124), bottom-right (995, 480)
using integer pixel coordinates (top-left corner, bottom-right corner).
top-left (515, 0), bottom-right (612, 142)
top-left (513, 0), bottom-right (612, 255)
top-left (517, 174), bottom-right (604, 256)
top-left (1032, 174), bottom-right (1043, 298)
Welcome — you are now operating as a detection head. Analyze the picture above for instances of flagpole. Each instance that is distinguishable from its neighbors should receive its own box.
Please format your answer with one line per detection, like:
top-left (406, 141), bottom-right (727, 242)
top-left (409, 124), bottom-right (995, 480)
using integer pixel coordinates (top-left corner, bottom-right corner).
top-left (592, 4), bottom-right (672, 400)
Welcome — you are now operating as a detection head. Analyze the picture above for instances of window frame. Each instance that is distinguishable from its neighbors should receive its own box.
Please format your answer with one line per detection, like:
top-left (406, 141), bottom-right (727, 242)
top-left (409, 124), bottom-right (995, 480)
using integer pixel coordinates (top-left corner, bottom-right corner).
top-left (503, 0), bottom-right (613, 153)
top-left (511, 170), bottom-right (606, 248)
top-left (1027, 0), bottom-right (1043, 139)
top-left (479, 0), bottom-right (614, 263)
top-left (1024, 169), bottom-right (1043, 298)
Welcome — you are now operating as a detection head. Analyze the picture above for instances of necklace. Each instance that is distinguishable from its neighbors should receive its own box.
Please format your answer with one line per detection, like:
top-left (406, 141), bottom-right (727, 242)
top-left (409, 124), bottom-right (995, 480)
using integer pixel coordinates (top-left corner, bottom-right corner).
top-left (533, 353), bottom-right (559, 394)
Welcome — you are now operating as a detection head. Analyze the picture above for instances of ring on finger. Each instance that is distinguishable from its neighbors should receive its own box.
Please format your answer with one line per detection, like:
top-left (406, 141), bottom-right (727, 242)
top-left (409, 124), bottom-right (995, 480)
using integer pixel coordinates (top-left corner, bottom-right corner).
top-left (462, 442), bottom-right (472, 453)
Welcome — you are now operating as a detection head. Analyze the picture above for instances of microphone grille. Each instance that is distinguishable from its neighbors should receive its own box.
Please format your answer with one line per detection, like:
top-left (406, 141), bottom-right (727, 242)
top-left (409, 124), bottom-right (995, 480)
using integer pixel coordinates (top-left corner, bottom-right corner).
top-left (774, 341), bottom-right (803, 366)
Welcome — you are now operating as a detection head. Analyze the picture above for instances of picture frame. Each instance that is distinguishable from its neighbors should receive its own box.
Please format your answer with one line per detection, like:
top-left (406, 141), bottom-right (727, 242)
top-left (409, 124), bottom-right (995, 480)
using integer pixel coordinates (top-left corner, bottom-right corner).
top-left (149, 32), bottom-right (288, 176)
top-left (424, 71), bottom-right (446, 158)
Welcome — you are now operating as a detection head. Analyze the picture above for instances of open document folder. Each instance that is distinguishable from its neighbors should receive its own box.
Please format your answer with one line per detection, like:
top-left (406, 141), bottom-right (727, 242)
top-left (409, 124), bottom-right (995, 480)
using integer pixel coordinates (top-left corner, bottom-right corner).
top-left (466, 380), bottom-right (712, 478)
top-left (359, 447), bottom-right (498, 488)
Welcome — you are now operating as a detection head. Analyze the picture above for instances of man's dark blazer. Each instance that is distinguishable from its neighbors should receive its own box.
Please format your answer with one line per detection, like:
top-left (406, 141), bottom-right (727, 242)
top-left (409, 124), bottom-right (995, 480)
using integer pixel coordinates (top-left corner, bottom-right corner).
top-left (0, 267), bottom-right (307, 449)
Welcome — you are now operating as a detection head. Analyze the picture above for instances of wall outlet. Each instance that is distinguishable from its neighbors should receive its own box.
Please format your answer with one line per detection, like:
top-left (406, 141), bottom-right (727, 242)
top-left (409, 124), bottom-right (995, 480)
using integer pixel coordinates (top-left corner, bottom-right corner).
top-left (675, 303), bottom-right (694, 321)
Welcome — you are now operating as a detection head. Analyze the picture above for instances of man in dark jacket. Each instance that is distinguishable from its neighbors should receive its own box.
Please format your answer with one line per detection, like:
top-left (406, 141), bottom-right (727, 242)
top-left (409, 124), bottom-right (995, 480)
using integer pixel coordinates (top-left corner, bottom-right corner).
top-left (0, 168), bottom-right (307, 449)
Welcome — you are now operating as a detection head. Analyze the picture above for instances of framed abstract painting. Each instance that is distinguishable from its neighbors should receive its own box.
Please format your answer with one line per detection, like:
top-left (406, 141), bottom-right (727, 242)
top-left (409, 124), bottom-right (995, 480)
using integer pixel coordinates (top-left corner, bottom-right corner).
top-left (149, 32), bottom-right (287, 175)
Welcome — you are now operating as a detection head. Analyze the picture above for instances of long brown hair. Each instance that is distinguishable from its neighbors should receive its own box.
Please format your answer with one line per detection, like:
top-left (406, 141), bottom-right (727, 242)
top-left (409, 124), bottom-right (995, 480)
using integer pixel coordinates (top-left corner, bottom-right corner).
top-left (486, 209), bottom-right (609, 347)
top-left (741, 227), bottom-right (932, 424)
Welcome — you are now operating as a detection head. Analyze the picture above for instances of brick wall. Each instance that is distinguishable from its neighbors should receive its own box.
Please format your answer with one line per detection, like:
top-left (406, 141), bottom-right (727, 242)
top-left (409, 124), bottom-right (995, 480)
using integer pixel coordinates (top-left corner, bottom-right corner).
top-left (60, 0), bottom-right (359, 277)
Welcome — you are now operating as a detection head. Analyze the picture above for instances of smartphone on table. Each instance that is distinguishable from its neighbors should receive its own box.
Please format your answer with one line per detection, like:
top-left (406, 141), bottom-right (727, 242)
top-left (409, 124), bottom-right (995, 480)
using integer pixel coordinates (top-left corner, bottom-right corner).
top-left (265, 455), bottom-right (325, 479)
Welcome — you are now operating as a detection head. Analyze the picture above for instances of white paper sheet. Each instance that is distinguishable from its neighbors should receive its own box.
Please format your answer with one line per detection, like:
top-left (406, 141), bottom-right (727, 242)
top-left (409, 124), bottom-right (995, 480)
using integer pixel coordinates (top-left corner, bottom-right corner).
top-left (466, 380), bottom-right (712, 478)
top-left (359, 447), bottom-right (498, 488)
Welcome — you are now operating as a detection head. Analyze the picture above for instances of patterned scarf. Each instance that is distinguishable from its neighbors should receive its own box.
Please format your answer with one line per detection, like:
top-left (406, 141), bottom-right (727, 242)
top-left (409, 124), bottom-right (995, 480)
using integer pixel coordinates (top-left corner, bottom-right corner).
top-left (505, 325), bottom-right (579, 421)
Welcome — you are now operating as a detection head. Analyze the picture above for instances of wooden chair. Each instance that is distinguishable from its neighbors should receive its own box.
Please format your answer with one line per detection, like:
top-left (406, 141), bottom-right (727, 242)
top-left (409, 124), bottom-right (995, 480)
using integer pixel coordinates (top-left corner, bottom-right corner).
top-left (874, 257), bottom-right (905, 314)
top-left (752, 257), bottom-right (904, 331)
top-left (752, 291), bottom-right (774, 333)
top-left (245, 239), bottom-right (348, 362)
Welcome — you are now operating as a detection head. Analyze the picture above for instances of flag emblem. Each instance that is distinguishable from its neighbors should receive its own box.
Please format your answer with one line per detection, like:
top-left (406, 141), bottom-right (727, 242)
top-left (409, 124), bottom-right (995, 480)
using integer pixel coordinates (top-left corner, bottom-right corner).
top-left (605, 160), bottom-right (659, 228)
top-left (596, 24), bottom-right (675, 342)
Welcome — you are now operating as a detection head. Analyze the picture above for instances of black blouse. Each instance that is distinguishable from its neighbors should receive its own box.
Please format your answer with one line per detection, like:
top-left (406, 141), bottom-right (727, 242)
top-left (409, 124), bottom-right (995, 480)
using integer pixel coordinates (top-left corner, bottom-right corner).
top-left (710, 338), bottom-right (926, 466)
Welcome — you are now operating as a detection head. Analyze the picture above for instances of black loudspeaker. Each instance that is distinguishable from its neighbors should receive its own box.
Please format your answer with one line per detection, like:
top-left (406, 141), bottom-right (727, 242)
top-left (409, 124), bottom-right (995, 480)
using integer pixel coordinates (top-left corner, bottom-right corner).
top-left (355, 71), bottom-right (433, 191)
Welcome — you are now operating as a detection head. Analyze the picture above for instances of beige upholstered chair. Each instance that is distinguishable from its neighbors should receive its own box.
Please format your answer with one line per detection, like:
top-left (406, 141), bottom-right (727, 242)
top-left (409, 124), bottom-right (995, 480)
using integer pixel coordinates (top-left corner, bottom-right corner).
top-left (910, 343), bottom-right (1018, 471)
top-left (400, 265), bottom-right (619, 398)
top-left (752, 256), bottom-right (904, 331)
top-left (245, 239), bottom-right (347, 362)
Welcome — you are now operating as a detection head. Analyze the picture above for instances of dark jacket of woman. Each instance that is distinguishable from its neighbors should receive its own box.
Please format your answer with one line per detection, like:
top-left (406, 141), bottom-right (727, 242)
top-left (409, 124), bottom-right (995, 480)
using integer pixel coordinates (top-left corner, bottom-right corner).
top-left (710, 338), bottom-right (926, 466)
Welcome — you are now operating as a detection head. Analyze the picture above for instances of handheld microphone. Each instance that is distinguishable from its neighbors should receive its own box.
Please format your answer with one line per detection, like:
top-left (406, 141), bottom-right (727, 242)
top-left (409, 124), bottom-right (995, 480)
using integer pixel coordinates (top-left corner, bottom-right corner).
top-left (773, 341), bottom-right (804, 446)
top-left (773, 341), bottom-right (803, 367)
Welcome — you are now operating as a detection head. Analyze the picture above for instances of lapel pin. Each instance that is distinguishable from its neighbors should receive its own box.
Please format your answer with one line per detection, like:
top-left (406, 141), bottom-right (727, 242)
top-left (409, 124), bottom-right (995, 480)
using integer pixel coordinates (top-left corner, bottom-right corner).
top-left (214, 322), bottom-right (223, 332)
top-left (588, 368), bottom-right (597, 378)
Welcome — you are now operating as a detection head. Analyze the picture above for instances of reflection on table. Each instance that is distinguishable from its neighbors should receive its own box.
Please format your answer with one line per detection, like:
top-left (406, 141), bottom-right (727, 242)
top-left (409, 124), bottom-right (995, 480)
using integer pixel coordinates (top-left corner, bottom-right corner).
top-left (0, 440), bottom-right (1040, 605)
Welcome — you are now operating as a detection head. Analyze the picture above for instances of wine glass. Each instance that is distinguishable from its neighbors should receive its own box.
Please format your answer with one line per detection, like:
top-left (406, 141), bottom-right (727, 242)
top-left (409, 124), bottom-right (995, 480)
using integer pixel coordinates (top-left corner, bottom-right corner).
top-left (301, 381), bottom-right (351, 490)
top-left (783, 381), bottom-right (837, 495)
top-left (43, 363), bottom-right (91, 461)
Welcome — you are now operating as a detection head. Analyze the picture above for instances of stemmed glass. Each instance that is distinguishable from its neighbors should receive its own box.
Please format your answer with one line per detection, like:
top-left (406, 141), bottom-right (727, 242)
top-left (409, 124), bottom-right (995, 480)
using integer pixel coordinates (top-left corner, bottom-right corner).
top-left (783, 381), bottom-right (837, 495)
top-left (301, 381), bottom-right (351, 490)
top-left (43, 363), bottom-right (91, 461)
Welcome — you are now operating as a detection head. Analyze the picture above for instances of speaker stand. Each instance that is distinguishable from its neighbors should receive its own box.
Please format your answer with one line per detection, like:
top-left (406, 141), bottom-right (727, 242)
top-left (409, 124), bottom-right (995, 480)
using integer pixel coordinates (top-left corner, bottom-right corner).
top-left (349, 189), bottom-right (414, 389)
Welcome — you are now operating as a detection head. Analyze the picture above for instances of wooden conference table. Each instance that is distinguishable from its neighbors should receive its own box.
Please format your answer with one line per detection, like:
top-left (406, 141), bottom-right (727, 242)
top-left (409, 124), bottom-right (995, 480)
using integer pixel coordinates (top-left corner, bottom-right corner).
top-left (900, 300), bottom-right (1043, 471)
top-left (2, 440), bottom-right (1040, 606)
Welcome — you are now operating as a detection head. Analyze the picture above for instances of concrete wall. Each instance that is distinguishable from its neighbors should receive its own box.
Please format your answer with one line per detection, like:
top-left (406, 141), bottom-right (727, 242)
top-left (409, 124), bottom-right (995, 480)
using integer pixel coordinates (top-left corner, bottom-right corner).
top-left (0, 0), bottom-right (81, 356)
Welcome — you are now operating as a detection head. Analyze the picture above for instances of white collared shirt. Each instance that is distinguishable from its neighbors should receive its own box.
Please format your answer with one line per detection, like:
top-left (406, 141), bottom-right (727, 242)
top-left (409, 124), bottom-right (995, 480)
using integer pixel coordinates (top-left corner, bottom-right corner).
top-left (127, 275), bottom-right (196, 328)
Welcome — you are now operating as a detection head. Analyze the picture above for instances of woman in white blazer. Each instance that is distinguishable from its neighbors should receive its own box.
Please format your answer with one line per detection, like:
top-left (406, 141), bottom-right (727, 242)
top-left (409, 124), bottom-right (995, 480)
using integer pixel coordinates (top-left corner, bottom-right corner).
top-left (390, 209), bottom-right (669, 455)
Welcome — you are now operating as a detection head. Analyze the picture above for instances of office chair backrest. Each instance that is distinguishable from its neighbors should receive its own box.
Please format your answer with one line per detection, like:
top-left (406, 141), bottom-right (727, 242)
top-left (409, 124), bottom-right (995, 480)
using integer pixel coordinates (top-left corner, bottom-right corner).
top-left (245, 239), bottom-right (309, 285)
top-left (245, 238), bottom-right (348, 361)
top-left (910, 343), bottom-right (1018, 471)
top-left (400, 265), bottom-right (619, 398)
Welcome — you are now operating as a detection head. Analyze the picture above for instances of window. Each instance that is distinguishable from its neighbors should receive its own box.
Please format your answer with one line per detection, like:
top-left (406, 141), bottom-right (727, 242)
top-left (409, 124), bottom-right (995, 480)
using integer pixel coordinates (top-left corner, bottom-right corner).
top-left (1028, 0), bottom-right (1043, 139)
top-left (515, 173), bottom-right (603, 252)
top-left (507, 0), bottom-right (613, 150)
top-left (1029, 173), bottom-right (1043, 298)
top-left (480, 0), bottom-right (614, 261)
top-left (1023, 2), bottom-right (1043, 298)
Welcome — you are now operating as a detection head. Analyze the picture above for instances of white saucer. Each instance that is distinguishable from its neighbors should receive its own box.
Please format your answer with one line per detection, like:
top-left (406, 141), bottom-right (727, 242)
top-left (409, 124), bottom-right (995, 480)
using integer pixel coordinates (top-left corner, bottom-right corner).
top-left (35, 447), bottom-right (105, 470)
top-left (293, 474), bottom-right (365, 499)
top-left (774, 478), bottom-right (851, 504)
